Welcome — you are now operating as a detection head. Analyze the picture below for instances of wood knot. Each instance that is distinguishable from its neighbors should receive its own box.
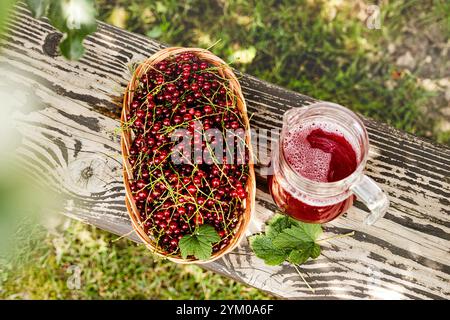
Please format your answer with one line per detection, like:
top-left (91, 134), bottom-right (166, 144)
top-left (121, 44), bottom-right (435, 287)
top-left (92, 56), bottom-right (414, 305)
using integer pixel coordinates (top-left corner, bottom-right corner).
top-left (81, 166), bottom-right (94, 180)
top-left (66, 155), bottom-right (120, 195)
top-left (43, 32), bottom-right (63, 57)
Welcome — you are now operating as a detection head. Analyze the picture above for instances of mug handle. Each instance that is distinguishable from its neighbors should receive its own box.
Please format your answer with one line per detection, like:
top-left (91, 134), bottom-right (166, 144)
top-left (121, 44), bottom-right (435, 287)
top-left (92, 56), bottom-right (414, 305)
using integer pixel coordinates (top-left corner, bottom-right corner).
top-left (350, 175), bottom-right (389, 225)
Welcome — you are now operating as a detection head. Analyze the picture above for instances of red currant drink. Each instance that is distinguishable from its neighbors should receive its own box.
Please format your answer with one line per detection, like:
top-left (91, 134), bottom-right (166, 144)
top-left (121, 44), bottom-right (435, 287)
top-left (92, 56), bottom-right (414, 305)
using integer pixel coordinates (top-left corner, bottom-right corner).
top-left (269, 123), bottom-right (359, 223)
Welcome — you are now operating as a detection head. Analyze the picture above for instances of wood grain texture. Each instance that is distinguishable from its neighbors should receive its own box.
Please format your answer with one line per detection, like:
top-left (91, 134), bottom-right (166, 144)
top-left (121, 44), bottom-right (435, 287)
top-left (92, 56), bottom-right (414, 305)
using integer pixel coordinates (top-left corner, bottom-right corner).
top-left (1, 6), bottom-right (449, 299)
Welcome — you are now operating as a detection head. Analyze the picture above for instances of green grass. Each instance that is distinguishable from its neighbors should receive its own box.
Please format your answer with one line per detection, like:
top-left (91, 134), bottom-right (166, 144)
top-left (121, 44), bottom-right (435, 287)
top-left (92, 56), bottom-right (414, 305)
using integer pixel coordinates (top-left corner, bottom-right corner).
top-left (1, 0), bottom-right (449, 300)
top-left (1, 222), bottom-right (271, 299)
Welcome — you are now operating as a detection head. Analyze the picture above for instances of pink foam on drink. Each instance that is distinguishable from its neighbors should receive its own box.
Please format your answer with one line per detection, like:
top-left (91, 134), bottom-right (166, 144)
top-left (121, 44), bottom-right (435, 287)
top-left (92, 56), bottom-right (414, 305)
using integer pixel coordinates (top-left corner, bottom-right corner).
top-left (283, 125), bottom-right (330, 182)
top-left (282, 122), bottom-right (357, 183)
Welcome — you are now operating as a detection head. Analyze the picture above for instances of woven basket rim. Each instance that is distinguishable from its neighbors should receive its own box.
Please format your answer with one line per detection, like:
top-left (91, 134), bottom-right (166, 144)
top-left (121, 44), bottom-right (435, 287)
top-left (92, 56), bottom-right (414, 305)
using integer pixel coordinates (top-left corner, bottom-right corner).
top-left (121, 47), bottom-right (255, 264)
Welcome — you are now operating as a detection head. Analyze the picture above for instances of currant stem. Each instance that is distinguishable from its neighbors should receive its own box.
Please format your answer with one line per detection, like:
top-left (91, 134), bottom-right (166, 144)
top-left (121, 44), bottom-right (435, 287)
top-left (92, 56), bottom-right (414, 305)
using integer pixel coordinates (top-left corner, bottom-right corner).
top-left (316, 231), bottom-right (355, 244)
top-left (293, 264), bottom-right (315, 294)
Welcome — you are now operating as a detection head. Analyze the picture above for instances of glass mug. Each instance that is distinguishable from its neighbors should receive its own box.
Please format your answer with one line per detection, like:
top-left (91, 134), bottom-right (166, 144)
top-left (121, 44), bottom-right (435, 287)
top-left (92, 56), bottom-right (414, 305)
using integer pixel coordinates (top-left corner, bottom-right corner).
top-left (268, 102), bottom-right (389, 225)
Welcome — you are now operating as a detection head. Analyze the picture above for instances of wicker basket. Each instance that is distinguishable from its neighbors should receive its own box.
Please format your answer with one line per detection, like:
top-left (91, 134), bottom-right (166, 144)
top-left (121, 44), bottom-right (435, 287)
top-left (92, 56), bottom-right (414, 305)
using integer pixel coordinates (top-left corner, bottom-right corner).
top-left (121, 47), bottom-right (255, 264)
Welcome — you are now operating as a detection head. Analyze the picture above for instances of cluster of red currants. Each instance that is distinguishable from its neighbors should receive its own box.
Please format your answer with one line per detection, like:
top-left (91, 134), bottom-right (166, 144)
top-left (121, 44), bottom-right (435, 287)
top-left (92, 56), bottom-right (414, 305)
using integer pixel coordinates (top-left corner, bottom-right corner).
top-left (126, 52), bottom-right (250, 255)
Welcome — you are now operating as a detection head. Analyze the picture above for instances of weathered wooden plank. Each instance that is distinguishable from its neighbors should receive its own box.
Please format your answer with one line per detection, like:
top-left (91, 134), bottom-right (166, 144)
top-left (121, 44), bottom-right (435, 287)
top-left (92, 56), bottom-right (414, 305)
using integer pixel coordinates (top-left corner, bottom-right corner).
top-left (1, 6), bottom-right (449, 299)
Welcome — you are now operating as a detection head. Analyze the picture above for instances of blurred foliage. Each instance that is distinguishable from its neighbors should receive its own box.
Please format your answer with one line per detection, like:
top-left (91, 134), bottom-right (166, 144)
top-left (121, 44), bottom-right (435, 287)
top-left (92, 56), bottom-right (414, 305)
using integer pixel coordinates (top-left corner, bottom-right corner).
top-left (25, 0), bottom-right (98, 60)
top-left (0, 76), bottom-right (63, 297)
top-left (0, 150), bottom-right (61, 295)
top-left (97, 0), bottom-right (448, 142)
top-left (1, 1), bottom-right (98, 60)
top-left (0, 0), bottom-right (16, 34)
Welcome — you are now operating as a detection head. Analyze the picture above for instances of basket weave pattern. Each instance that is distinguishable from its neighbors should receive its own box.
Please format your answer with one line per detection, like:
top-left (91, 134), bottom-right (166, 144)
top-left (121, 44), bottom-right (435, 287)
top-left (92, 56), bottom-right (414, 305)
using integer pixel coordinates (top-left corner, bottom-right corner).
top-left (121, 47), bottom-right (255, 264)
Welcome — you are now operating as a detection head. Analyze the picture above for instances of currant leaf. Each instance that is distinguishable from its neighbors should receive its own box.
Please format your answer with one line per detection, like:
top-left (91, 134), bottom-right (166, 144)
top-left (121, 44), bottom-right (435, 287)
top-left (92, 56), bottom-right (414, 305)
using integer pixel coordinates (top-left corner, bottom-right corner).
top-left (297, 223), bottom-right (323, 243)
top-left (311, 243), bottom-right (321, 258)
top-left (272, 223), bottom-right (322, 250)
top-left (287, 250), bottom-right (309, 265)
top-left (179, 225), bottom-right (220, 260)
top-left (266, 213), bottom-right (298, 239)
top-left (196, 225), bottom-right (221, 243)
top-left (251, 215), bottom-right (324, 267)
top-left (249, 234), bottom-right (287, 266)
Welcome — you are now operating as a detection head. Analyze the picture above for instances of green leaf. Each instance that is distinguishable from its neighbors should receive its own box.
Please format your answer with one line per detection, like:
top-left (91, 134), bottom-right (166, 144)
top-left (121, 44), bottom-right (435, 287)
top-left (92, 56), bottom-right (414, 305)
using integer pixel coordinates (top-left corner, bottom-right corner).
top-left (25, 0), bottom-right (50, 18)
top-left (272, 223), bottom-right (322, 250)
top-left (311, 243), bottom-right (321, 259)
top-left (287, 250), bottom-right (309, 265)
top-left (178, 225), bottom-right (220, 261)
top-left (301, 242), bottom-right (320, 260)
top-left (287, 243), bottom-right (321, 264)
top-left (250, 216), bottom-right (324, 267)
top-left (297, 223), bottom-right (323, 242)
top-left (196, 225), bottom-right (221, 243)
top-left (249, 235), bottom-right (287, 266)
top-left (179, 234), bottom-right (211, 260)
top-left (272, 226), bottom-right (307, 250)
top-left (266, 214), bottom-right (293, 239)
